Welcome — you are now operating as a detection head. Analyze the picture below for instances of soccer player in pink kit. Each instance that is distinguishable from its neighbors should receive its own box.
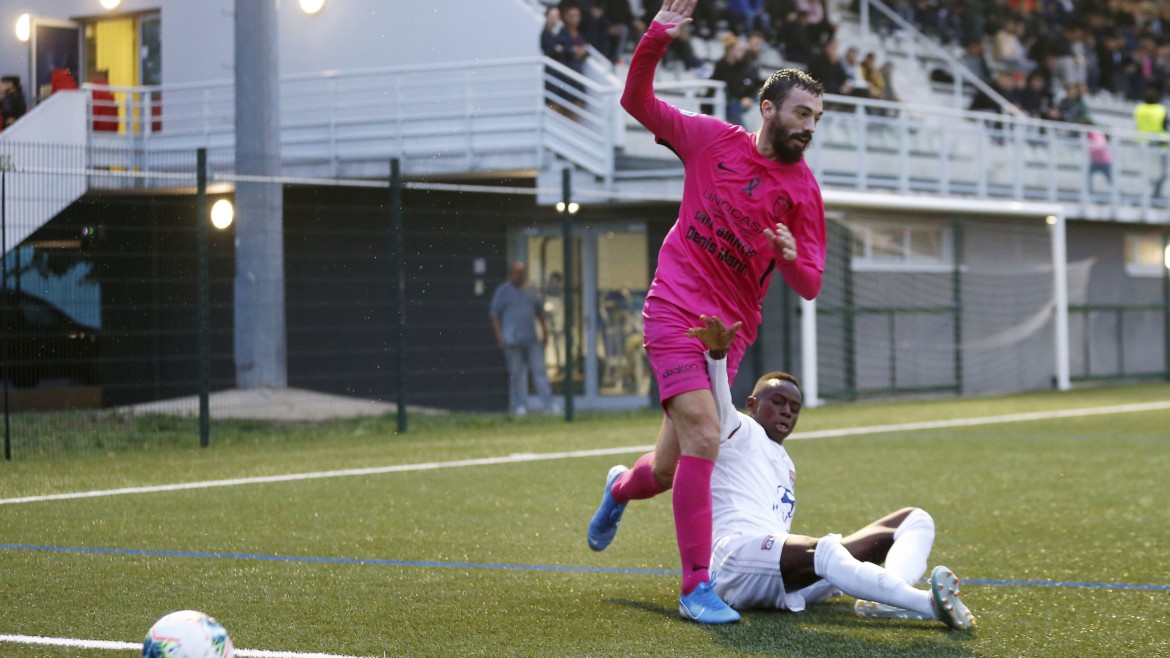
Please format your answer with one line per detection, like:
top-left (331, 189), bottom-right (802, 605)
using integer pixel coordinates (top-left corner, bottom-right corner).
top-left (586, 0), bottom-right (827, 624)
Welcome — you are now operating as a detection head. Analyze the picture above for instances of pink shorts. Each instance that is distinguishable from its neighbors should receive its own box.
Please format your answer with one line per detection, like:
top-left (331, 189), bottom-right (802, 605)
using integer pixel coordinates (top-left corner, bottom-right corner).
top-left (643, 297), bottom-right (746, 405)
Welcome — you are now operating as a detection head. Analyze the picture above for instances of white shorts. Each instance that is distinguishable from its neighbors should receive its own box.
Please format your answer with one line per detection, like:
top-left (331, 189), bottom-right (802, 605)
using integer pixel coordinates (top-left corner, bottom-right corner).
top-left (711, 534), bottom-right (842, 612)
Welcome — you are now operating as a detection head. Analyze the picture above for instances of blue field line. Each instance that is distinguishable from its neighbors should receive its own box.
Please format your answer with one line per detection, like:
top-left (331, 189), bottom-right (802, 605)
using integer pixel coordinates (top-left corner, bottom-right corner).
top-left (3, 542), bottom-right (1169, 591)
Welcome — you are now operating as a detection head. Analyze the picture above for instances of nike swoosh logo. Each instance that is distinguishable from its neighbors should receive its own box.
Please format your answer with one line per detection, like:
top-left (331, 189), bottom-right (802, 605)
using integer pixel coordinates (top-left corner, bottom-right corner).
top-left (717, 161), bottom-right (737, 173)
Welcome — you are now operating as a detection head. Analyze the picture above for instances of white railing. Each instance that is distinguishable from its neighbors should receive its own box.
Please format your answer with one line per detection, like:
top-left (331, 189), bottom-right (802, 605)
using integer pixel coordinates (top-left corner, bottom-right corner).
top-left (74, 56), bottom-right (1170, 219)
top-left (803, 92), bottom-right (1170, 218)
top-left (81, 56), bottom-right (621, 182)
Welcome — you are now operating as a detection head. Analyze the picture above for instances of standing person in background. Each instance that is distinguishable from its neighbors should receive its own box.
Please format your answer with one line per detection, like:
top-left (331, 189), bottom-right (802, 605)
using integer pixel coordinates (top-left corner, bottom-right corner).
top-left (586, 0), bottom-right (827, 626)
top-left (490, 261), bottom-right (556, 417)
top-left (1134, 86), bottom-right (1168, 199)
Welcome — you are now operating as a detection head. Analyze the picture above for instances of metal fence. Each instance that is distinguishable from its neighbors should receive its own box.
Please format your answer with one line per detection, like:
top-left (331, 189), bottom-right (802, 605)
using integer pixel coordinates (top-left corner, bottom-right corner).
top-left (1, 150), bottom-right (554, 459)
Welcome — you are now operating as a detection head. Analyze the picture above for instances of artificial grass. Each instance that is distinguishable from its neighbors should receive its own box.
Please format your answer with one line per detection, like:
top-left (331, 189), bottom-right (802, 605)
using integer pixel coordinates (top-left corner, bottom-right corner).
top-left (1, 382), bottom-right (1168, 656)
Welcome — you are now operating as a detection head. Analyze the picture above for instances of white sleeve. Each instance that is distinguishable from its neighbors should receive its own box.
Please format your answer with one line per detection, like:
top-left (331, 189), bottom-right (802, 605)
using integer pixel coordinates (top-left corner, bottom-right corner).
top-left (706, 352), bottom-right (741, 442)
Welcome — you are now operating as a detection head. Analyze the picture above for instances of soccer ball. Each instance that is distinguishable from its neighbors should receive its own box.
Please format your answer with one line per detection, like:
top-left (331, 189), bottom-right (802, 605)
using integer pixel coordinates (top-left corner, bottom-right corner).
top-left (142, 610), bottom-right (233, 658)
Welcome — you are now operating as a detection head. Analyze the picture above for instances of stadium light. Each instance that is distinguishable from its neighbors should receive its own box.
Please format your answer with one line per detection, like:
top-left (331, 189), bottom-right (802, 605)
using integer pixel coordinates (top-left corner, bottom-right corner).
top-left (300, 0), bottom-right (326, 14)
top-left (100, 0), bottom-right (123, 9)
top-left (1045, 215), bottom-right (1057, 226)
top-left (15, 14), bottom-right (30, 42)
top-left (210, 199), bottom-right (235, 230)
top-left (556, 201), bottom-right (580, 215)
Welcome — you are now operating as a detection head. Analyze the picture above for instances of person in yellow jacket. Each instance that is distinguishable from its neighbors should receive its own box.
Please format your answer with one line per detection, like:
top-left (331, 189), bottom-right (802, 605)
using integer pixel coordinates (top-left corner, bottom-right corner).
top-left (1134, 87), bottom-right (1169, 198)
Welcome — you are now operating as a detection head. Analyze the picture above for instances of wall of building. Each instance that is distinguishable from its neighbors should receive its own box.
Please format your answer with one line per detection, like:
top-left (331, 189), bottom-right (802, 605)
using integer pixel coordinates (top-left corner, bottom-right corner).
top-left (0, 0), bottom-right (541, 97)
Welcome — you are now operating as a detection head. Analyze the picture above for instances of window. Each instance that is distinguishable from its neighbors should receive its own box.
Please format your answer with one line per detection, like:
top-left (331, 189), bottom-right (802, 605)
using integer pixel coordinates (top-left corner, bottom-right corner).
top-left (851, 222), bottom-right (953, 272)
top-left (1124, 233), bottom-right (1170, 278)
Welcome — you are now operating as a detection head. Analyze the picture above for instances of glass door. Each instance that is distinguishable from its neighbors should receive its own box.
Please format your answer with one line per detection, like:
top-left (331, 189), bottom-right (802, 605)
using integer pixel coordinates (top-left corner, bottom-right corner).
top-left (522, 222), bottom-right (651, 408)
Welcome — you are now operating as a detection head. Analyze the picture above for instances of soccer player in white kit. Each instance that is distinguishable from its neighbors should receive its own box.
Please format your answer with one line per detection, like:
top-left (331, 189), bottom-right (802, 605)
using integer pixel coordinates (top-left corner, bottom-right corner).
top-left (687, 315), bottom-right (976, 628)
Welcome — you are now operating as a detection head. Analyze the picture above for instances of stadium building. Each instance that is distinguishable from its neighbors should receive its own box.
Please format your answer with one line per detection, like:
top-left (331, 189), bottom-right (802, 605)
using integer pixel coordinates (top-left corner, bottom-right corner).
top-left (0, 0), bottom-right (1166, 415)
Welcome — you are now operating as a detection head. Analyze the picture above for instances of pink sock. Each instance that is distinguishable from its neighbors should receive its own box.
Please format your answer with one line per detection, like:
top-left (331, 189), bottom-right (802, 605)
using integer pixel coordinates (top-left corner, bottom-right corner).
top-left (673, 455), bottom-right (715, 595)
top-left (611, 452), bottom-right (669, 504)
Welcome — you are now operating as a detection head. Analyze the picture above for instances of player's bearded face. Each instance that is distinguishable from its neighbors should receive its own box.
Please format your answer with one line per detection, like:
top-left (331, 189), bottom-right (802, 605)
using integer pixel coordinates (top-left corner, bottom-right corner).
top-left (768, 111), bottom-right (813, 164)
top-left (765, 91), bottom-right (821, 164)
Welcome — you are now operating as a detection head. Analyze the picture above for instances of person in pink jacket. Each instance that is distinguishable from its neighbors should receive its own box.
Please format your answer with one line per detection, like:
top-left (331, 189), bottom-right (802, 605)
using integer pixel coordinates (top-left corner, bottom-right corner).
top-left (586, 0), bottom-right (827, 625)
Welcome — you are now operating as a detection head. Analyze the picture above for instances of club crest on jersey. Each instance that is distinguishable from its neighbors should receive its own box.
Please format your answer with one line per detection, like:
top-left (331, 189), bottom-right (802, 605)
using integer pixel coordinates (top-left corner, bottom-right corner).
top-left (773, 195), bottom-right (794, 219)
top-left (761, 535), bottom-right (777, 551)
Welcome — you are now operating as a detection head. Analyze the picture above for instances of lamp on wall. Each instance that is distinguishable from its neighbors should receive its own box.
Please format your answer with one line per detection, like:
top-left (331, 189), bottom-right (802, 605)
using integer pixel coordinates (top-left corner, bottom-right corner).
top-left (299, 0), bottom-right (326, 15)
top-left (100, 0), bottom-right (123, 9)
top-left (15, 14), bottom-right (30, 42)
top-left (211, 199), bottom-right (235, 230)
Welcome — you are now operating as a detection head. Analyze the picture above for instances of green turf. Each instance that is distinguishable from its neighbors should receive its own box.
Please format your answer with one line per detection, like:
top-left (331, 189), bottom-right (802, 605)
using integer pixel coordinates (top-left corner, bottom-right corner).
top-left (1, 383), bottom-right (1168, 657)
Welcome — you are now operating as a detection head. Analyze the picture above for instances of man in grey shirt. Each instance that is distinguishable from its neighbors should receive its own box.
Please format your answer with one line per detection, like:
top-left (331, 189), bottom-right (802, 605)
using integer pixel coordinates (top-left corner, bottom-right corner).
top-left (490, 261), bottom-right (556, 415)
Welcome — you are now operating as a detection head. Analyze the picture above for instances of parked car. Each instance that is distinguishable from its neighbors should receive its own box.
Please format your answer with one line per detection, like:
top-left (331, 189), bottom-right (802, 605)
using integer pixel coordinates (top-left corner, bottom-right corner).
top-left (0, 289), bottom-right (99, 388)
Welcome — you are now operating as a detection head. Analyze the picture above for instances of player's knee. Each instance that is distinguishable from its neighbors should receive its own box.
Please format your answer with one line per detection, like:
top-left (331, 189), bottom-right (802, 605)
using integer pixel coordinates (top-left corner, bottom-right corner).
top-left (812, 533), bottom-right (852, 579)
top-left (898, 508), bottom-right (934, 542)
top-left (652, 461), bottom-right (676, 489)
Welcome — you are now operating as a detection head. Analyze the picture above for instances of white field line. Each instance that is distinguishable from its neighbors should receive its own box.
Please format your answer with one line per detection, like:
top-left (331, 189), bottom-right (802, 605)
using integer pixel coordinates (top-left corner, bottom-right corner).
top-left (0, 633), bottom-right (375, 657)
top-left (2, 400), bottom-right (1168, 507)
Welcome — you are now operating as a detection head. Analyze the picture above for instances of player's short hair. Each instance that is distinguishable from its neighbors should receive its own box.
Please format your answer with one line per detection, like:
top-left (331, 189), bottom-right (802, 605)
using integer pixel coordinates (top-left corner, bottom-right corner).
top-left (758, 69), bottom-right (824, 110)
top-left (750, 371), bottom-right (801, 398)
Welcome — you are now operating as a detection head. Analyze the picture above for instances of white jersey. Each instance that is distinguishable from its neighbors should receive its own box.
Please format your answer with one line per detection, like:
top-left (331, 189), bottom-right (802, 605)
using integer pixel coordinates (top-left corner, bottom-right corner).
top-left (707, 353), bottom-right (797, 544)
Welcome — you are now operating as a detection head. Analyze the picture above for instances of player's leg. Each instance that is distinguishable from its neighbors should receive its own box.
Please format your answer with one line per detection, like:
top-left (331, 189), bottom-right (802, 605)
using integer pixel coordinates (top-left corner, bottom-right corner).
top-left (669, 388), bottom-right (738, 623)
top-left (837, 507), bottom-right (934, 584)
top-left (586, 417), bottom-right (676, 552)
top-left (780, 534), bottom-right (936, 618)
top-left (503, 345), bottom-right (527, 415)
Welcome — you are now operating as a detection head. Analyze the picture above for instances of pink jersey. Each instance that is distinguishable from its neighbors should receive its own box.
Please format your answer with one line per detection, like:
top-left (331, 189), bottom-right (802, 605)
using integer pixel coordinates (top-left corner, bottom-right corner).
top-left (623, 22), bottom-right (826, 348)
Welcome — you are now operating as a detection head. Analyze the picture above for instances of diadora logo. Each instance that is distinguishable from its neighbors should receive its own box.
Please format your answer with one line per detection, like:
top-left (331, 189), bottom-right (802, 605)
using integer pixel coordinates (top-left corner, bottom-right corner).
top-left (661, 363), bottom-right (699, 378)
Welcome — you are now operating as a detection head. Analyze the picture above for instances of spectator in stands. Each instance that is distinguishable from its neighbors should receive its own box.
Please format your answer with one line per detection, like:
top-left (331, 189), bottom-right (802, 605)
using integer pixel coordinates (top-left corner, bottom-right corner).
top-left (726, 0), bottom-right (770, 36)
top-left (541, 6), bottom-right (576, 118)
top-left (764, 0), bottom-right (797, 43)
top-left (0, 75), bottom-right (27, 129)
top-left (1056, 82), bottom-right (1090, 124)
top-left (558, 3), bottom-right (592, 79)
top-left (841, 46), bottom-right (872, 97)
top-left (779, 10), bottom-right (816, 65)
top-left (1134, 86), bottom-right (1168, 199)
top-left (960, 38), bottom-right (996, 84)
top-left (1094, 30), bottom-right (1129, 96)
top-left (793, 0), bottom-right (835, 50)
top-left (992, 18), bottom-right (1028, 75)
top-left (1126, 37), bottom-right (1158, 102)
top-left (968, 67), bottom-right (1019, 115)
top-left (745, 30), bottom-right (769, 73)
top-left (808, 37), bottom-right (850, 96)
top-left (583, 2), bottom-right (615, 62)
top-left (710, 33), bottom-right (761, 126)
top-left (1019, 69), bottom-right (1058, 119)
top-left (1085, 123), bottom-right (1112, 194)
top-left (861, 52), bottom-right (887, 99)
top-left (603, 0), bottom-right (643, 63)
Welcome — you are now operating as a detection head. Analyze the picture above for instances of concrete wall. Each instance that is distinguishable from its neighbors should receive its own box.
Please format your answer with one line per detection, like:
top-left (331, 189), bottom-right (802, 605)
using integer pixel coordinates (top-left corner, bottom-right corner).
top-left (0, 0), bottom-right (542, 98)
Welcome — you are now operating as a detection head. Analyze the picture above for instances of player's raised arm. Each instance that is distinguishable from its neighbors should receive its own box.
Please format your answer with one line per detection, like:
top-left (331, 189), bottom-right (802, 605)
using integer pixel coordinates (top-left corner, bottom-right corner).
top-left (621, 1), bottom-right (695, 128)
top-left (687, 315), bottom-right (743, 441)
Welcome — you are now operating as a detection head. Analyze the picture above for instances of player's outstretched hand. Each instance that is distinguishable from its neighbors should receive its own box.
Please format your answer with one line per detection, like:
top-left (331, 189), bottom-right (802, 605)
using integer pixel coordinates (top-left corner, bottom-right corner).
top-left (652, 0), bottom-right (696, 38)
top-left (763, 222), bottom-right (798, 262)
top-left (686, 315), bottom-right (742, 353)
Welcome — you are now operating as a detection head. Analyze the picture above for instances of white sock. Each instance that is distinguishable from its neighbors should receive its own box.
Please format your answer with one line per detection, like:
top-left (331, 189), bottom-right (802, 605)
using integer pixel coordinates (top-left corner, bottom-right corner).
top-left (884, 508), bottom-right (935, 585)
top-left (814, 534), bottom-right (936, 618)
